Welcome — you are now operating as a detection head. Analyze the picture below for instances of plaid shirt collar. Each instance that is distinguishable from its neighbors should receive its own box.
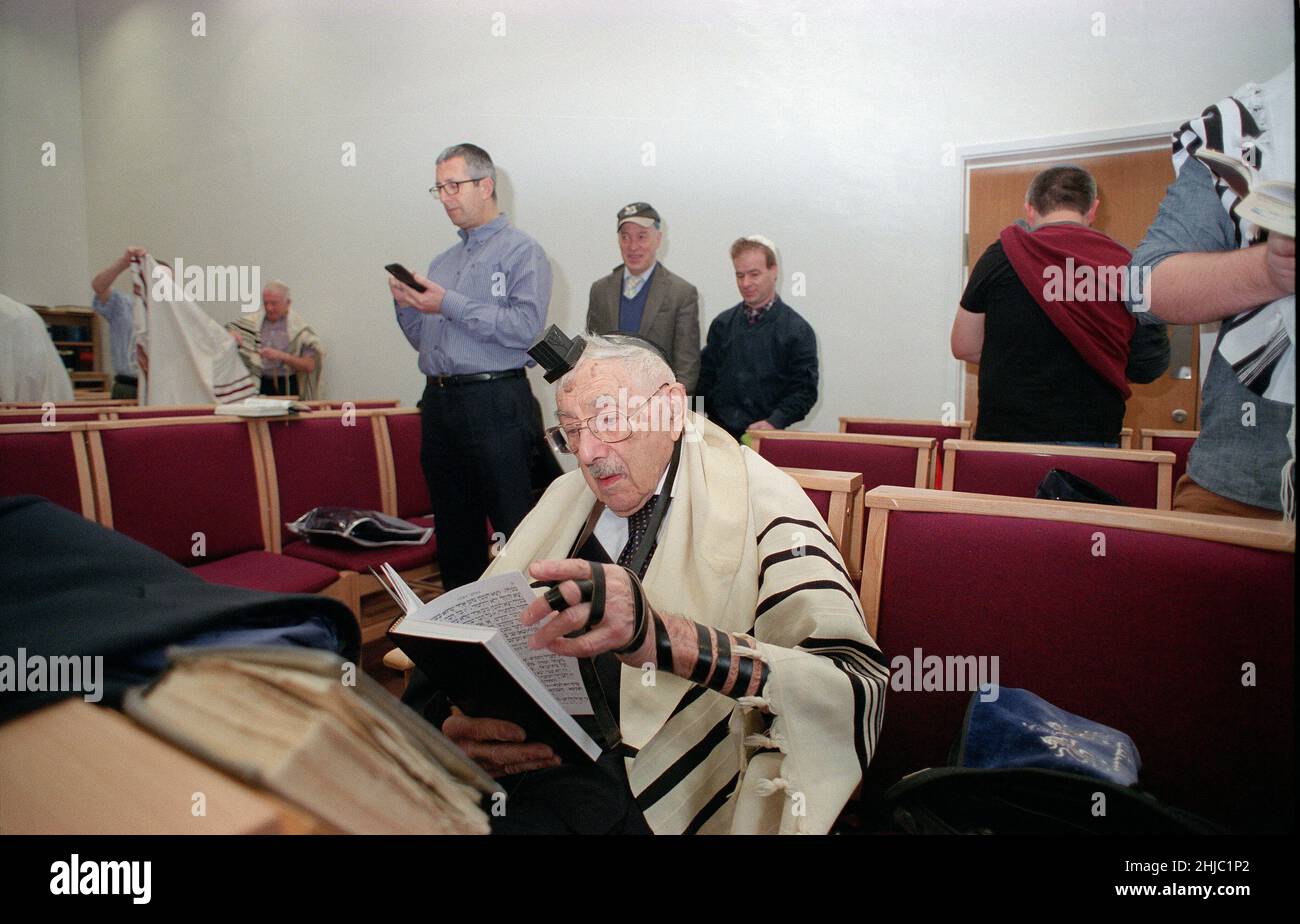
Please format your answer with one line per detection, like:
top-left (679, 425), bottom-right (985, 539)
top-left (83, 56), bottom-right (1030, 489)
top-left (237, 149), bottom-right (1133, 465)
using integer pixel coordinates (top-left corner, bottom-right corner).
top-left (744, 295), bottom-right (777, 325)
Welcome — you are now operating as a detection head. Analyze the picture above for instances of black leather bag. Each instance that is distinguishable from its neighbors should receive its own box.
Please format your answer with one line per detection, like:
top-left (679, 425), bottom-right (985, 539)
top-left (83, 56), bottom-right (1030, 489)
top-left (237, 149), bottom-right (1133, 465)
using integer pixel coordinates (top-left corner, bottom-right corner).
top-left (287, 506), bottom-right (432, 548)
top-left (1035, 468), bottom-right (1124, 505)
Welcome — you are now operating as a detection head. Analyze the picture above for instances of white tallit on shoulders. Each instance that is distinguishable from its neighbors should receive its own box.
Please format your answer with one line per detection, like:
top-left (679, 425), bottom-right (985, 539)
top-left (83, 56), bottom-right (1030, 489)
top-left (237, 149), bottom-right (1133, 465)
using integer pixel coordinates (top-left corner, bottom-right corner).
top-left (485, 412), bottom-right (888, 834)
top-left (226, 308), bottom-right (326, 400)
top-left (0, 293), bottom-right (74, 403)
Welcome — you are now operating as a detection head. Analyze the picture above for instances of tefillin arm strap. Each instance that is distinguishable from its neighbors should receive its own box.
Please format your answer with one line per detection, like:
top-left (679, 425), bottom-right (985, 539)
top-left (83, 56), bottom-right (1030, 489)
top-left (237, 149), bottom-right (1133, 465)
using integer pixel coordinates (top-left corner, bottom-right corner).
top-left (549, 505), bottom-right (623, 752)
top-left (546, 439), bottom-right (684, 751)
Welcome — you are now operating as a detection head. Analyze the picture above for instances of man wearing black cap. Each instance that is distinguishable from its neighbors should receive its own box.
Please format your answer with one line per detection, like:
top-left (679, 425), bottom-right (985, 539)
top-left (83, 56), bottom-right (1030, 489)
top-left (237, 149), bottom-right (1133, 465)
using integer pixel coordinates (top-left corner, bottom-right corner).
top-left (587, 202), bottom-right (701, 391)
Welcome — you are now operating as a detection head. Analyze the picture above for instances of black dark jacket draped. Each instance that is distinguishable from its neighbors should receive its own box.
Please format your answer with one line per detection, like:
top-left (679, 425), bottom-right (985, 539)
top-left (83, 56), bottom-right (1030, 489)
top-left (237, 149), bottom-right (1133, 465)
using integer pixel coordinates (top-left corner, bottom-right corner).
top-left (697, 297), bottom-right (819, 438)
top-left (0, 495), bottom-right (359, 721)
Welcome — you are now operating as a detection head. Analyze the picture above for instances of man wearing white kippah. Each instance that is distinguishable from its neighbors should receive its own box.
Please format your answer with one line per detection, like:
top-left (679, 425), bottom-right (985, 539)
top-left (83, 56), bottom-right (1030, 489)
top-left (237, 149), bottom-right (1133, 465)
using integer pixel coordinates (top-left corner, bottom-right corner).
top-left (698, 236), bottom-right (819, 441)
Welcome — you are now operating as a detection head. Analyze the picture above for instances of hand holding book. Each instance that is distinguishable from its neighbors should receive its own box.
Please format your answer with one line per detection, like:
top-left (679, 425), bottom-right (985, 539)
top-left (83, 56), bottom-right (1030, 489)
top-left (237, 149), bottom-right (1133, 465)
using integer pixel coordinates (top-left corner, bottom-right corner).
top-left (441, 706), bottom-right (562, 777)
top-left (1265, 233), bottom-right (1295, 296)
top-left (383, 568), bottom-right (603, 764)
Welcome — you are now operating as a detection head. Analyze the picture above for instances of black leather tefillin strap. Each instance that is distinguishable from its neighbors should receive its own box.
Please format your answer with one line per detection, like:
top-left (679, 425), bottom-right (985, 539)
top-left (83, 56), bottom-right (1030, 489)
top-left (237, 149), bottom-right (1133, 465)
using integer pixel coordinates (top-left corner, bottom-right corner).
top-left (622, 437), bottom-right (682, 580)
top-left (612, 567), bottom-right (652, 656)
top-left (689, 623), bottom-right (713, 684)
top-left (652, 614), bottom-right (674, 673)
top-left (539, 565), bottom-right (622, 749)
top-left (544, 438), bottom-right (684, 752)
top-left (611, 437), bottom-right (683, 658)
top-left (706, 630), bottom-right (732, 692)
top-left (581, 564), bottom-right (605, 629)
top-left (545, 564), bottom-right (606, 630)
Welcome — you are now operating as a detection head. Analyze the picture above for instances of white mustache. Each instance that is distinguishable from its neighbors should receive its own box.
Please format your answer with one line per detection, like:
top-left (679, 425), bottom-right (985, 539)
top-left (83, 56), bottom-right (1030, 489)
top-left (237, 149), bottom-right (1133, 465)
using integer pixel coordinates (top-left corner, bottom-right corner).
top-left (588, 459), bottom-right (626, 478)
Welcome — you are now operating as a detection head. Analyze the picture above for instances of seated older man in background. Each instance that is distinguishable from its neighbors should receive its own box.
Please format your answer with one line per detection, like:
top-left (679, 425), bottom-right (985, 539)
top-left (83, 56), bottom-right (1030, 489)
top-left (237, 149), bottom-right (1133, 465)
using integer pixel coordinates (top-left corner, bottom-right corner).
top-left (406, 331), bottom-right (886, 834)
top-left (227, 281), bottom-right (324, 398)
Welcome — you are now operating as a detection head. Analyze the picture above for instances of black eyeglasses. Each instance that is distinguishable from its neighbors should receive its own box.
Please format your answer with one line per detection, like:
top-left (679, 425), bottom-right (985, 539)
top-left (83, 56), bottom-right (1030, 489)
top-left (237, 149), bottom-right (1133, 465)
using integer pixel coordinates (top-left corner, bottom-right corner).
top-left (429, 177), bottom-right (486, 198)
top-left (546, 384), bottom-right (672, 455)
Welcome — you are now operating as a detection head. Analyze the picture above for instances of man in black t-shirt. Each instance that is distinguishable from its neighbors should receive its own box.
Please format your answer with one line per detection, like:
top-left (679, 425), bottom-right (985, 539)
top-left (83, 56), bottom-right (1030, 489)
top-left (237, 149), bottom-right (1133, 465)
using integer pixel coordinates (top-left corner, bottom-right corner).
top-left (952, 166), bottom-right (1169, 444)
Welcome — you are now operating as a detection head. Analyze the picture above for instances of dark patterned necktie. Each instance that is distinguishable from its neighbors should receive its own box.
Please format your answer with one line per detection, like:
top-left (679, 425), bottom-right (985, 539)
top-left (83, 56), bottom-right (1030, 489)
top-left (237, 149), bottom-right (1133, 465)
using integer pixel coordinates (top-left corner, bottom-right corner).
top-left (617, 497), bottom-right (660, 577)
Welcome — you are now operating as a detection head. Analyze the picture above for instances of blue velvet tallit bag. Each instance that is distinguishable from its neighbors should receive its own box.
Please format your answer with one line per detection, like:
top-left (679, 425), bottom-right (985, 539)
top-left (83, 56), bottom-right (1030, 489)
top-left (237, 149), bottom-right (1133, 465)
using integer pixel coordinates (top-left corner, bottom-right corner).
top-left (884, 688), bottom-right (1223, 834)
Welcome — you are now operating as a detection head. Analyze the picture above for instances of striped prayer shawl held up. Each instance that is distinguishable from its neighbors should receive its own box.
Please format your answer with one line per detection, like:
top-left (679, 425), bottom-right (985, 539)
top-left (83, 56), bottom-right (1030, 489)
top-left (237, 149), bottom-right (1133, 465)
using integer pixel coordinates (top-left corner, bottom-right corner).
top-left (485, 412), bottom-right (887, 834)
top-left (130, 254), bottom-right (258, 406)
top-left (1171, 68), bottom-right (1295, 407)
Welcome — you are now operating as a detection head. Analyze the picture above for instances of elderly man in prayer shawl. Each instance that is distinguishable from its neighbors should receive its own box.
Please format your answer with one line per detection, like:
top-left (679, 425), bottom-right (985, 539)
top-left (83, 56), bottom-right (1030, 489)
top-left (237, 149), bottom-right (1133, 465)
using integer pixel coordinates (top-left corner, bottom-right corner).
top-left (422, 331), bottom-right (887, 834)
top-left (226, 281), bottom-right (325, 399)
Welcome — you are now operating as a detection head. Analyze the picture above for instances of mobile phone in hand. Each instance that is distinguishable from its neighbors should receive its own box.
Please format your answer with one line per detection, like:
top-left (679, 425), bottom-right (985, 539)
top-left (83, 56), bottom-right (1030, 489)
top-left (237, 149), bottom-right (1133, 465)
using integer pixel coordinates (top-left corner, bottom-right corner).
top-left (385, 263), bottom-right (428, 293)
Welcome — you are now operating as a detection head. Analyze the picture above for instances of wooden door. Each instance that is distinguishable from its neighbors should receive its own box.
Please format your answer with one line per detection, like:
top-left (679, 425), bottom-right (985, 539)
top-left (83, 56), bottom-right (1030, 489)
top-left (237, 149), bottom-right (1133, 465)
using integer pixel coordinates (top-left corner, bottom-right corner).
top-left (964, 148), bottom-right (1200, 441)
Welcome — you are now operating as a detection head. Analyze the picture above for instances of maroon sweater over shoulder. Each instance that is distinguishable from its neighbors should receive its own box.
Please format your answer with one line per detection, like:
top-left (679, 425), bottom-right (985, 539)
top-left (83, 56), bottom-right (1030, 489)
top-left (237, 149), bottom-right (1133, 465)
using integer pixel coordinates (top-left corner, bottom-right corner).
top-left (999, 222), bottom-right (1137, 398)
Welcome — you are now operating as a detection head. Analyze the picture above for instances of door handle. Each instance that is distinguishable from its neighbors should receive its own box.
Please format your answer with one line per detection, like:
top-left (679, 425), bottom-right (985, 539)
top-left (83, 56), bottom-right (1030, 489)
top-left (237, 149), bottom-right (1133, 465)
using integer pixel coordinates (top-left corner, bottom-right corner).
top-left (1171, 408), bottom-right (1189, 423)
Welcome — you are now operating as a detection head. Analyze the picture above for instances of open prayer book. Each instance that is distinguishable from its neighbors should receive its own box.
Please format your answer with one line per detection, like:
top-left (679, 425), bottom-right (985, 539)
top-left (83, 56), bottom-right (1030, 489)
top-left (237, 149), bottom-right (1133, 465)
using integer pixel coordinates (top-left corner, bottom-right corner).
top-left (378, 564), bottom-right (602, 763)
top-left (1194, 148), bottom-right (1296, 238)
top-left (212, 396), bottom-right (310, 417)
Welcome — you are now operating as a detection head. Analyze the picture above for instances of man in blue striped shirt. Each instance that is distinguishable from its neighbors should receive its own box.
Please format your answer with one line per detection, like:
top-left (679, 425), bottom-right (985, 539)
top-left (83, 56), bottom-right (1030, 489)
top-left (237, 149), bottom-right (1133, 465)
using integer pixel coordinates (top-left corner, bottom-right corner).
top-left (390, 143), bottom-right (554, 590)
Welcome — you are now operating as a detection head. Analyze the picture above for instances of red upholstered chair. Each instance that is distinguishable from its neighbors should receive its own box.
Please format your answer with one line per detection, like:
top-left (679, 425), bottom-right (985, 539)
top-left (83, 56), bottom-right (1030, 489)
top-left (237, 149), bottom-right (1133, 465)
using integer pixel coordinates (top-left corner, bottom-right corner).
top-left (750, 431), bottom-right (933, 585)
top-left (839, 417), bottom-right (971, 489)
top-left (377, 409), bottom-right (433, 528)
top-left (857, 486), bottom-right (1295, 832)
top-left (377, 406), bottom-right (493, 547)
top-left (0, 422), bottom-right (96, 517)
top-left (779, 467), bottom-right (863, 581)
top-left (331, 399), bottom-right (401, 410)
top-left (1, 400), bottom-right (131, 410)
top-left (85, 418), bottom-right (349, 603)
top-left (1141, 429), bottom-right (1199, 489)
top-left (752, 431), bottom-right (933, 495)
top-left (111, 405), bottom-right (219, 420)
top-left (260, 411), bottom-right (435, 640)
top-left (0, 410), bottom-right (106, 425)
top-left (941, 439), bottom-right (1175, 509)
top-left (376, 408), bottom-right (439, 586)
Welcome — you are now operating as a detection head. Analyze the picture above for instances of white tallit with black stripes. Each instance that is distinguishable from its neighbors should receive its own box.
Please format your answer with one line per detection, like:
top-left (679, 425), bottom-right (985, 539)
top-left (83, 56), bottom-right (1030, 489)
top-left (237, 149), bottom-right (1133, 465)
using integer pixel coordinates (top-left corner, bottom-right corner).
top-left (485, 412), bottom-right (887, 833)
top-left (130, 253), bottom-right (259, 406)
top-left (1171, 63), bottom-right (1295, 406)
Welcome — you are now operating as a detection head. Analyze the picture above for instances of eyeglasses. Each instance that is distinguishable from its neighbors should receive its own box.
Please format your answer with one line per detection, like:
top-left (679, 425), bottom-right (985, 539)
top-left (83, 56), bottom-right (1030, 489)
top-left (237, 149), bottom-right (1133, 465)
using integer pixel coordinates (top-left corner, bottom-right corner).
top-left (546, 384), bottom-right (672, 455)
top-left (429, 177), bottom-right (486, 198)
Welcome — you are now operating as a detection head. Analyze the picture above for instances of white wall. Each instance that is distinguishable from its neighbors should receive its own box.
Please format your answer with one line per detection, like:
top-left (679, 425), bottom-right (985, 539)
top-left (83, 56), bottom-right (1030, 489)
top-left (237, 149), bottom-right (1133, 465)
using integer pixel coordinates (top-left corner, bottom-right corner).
top-left (2, 0), bottom-right (1294, 424)
top-left (0, 0), bottom-right (90, 307)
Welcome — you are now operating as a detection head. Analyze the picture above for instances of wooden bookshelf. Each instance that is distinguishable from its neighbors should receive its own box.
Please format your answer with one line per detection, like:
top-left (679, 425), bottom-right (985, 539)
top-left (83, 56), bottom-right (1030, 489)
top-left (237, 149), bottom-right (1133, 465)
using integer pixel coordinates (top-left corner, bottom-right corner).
top-left (35, 305), bottom-right (109, 394)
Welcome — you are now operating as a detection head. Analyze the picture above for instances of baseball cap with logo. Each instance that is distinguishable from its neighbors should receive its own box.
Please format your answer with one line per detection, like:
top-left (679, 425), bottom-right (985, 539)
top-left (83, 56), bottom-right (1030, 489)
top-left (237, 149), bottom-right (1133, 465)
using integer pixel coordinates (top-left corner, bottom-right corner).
top-left (617, 202), bottom-right (661, 230)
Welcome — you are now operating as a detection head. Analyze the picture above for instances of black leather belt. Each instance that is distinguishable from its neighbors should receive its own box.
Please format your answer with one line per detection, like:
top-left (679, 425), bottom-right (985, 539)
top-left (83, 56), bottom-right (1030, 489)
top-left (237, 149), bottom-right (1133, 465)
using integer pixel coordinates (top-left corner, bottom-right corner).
top-left (115, 375), bottom-right (138, 386)
top-left (426, 368), bottom-right (525, 388)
